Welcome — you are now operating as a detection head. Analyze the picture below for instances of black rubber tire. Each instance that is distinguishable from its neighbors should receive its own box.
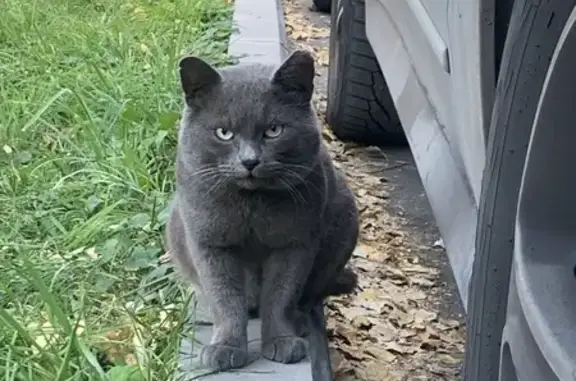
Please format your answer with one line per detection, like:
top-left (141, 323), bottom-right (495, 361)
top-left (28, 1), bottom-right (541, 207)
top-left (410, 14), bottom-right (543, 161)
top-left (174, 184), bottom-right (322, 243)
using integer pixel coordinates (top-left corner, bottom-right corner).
top-left (312, 0), bottom-right (331, 13)
top-left (326, 0), bottom-right (405, 146)
top-left (463, 1), bottom-right (576, 380)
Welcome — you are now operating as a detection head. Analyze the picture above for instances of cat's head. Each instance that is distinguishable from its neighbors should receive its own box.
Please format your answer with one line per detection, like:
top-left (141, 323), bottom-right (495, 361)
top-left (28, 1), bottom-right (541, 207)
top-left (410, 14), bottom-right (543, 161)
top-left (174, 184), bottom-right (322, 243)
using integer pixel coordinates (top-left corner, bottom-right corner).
top-left (176, 50), bottom-right (321, 191)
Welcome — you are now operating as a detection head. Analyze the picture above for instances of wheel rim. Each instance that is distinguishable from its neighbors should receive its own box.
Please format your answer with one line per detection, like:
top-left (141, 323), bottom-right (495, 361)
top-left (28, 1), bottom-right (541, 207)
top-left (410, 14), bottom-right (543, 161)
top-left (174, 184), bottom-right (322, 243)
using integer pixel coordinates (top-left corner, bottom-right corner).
top-left (512, 5), bottom-right (576, 380)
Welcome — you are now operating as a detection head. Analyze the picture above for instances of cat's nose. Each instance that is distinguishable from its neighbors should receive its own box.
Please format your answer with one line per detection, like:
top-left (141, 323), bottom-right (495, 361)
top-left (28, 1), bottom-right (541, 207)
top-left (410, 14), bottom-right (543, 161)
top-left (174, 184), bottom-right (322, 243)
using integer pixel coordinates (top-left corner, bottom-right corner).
top-left (241, 158), bottom-right (260, 171)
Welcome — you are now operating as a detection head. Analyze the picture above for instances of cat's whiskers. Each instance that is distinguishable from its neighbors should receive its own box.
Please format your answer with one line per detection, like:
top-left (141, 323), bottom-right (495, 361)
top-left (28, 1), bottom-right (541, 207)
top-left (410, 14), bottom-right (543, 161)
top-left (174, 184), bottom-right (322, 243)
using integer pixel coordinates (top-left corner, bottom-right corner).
top-left (188, 166), bottom-right (221, 176)
top-left (278, 177), bottom-right (307, 205)
top-left (205, 174), bottom-right (230, 195)
top-left (281, 166), bottom-right (324, 197)
top-left (186, 167), bottom-right (220, 184)
top-left (261, 164), bottom-right (312, 202)
top-left (188, 165), bottom-right (234, 180)
top-left (201, 164), bottom-right (237, 194)
top-left (185, 165), bottom-right (238, 196)
top-left (191, 172), bottom-right (220, 188)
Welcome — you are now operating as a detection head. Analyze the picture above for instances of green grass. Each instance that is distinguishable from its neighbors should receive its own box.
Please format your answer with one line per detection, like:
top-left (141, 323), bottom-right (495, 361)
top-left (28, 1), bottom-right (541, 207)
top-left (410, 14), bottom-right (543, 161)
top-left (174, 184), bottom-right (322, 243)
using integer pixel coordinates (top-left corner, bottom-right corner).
top-left (0, 0), bottom-right (232, 379)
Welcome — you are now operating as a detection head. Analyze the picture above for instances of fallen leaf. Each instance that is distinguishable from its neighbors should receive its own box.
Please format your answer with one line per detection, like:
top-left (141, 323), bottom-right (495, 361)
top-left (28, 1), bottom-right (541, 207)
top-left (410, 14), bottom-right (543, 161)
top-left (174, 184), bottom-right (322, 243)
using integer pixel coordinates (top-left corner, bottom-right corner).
top-left (357, 360), bottom-right (396, 381)
top-left (387, 307), bottom-right (413, 328)
top-left (380, 265), bottom-right (407, 285)
top-left (364, 346), bottom-right (396, 363)
top-left (331, 322), bottom-right (360, 344)
top-left (338, 345), bottom-right (368, 361)
top-left (355, 259), bottom-right (378, 273)
top-left (370, 321), bottom-right (396, 342)
top-left (159, 251), bottom-right (171, 263)
top-left (410, 277), bottom-right (436, 288)
top-left (385, 341), bottom-right (418, 355)
top-left (420, 339), bottom-right (443, 351)
top-left (438, 353), bottom-right (462, 365)
top-left (351, 315), bottom-right (372, 330)
top-left (331, 347), bottom-right (357, 378)
top-left (433, 238), bottom-right (445, 248)
top-left (413, 309), bottom-right (438, 325)
top-left (339, 306), bottom-right (371, 322)
top-left (85, 247), bottom-right (99, 260)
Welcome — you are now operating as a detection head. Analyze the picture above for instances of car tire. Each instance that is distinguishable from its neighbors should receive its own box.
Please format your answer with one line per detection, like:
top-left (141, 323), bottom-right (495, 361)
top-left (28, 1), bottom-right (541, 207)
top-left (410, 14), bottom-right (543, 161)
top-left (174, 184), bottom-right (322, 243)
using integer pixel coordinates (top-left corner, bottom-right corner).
top-left (463, 1), bottom-right (576, 380)
top-left (326, 0), bottom-right (405, 146)
top-left (312, 0), bottom-right (331, 13)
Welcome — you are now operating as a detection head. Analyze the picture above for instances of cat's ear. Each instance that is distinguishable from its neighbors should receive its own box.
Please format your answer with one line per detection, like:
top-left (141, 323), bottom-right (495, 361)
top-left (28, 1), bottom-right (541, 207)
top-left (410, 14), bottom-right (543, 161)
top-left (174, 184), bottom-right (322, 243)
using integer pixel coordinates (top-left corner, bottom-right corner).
top-left (178, 56), bottom-right (222, 102)
top-left (271, 50), bottom-right (315, 104)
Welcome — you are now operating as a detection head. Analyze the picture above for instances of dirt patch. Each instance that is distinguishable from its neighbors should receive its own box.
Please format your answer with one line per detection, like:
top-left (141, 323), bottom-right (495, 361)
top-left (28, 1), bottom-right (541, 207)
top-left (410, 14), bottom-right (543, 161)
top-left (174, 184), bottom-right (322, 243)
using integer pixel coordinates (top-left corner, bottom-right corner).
top-left (283, 0), bottom-right (466, 379)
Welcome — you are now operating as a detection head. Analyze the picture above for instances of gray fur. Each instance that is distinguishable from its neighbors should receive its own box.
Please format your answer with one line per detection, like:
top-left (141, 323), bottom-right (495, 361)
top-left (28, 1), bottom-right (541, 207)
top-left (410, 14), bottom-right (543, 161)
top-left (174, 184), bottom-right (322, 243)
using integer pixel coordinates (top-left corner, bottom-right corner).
top-left (166, 51), bottom-right (359, 371)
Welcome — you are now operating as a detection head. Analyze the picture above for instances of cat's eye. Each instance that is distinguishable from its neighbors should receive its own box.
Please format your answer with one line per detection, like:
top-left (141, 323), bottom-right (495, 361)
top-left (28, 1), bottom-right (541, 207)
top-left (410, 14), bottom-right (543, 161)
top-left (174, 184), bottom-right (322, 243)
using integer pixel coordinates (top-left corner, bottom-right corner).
top-left (264, 124), bottom-right (284, 139)
top-left (215, 128), bottom-right (234, 141)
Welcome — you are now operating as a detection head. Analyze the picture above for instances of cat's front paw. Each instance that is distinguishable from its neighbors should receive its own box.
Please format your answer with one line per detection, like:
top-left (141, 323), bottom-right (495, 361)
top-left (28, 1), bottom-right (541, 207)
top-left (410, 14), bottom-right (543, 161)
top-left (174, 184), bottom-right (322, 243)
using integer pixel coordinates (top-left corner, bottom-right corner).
top-left (200, 344), bottom-right (249, 370)
top-left (262, 336), bottom-right (307, 364)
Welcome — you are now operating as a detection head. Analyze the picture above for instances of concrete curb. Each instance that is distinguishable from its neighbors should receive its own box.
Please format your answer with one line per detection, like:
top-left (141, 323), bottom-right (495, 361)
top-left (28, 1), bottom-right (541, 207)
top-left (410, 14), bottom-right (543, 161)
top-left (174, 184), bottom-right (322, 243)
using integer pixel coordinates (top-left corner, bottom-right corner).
top-left (176, 1), bottom-right (314, 380)
top-left (228, 0), bottom-right (289, 65)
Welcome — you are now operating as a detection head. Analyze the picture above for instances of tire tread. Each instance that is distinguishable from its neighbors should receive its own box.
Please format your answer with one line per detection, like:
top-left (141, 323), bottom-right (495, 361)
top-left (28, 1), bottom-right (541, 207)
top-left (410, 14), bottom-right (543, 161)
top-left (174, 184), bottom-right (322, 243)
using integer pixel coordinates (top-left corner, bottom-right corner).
top-left (326, 0), bottom-right (404, 145)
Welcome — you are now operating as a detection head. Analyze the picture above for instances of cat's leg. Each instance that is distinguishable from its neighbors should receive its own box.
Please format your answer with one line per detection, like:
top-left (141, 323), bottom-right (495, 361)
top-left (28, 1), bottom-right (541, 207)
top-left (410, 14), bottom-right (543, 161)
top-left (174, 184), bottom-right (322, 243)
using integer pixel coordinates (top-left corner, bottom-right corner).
top-left (167, 207), bottom-right (214, 324)
top-left (260, 247), bottom-right (315, 364)
top-left (193, 247), bottom-right (250, 371)
top-left (301, 239), bottom-right (356, 305)
top-left (303, 193), bottom-right (359, 304)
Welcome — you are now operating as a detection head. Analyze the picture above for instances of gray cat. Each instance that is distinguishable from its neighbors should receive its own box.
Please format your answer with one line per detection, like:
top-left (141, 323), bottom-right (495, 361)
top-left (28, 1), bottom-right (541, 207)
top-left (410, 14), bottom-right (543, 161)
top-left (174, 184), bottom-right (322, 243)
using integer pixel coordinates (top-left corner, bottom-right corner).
top-left (166, 50), bottom-right (359, 371)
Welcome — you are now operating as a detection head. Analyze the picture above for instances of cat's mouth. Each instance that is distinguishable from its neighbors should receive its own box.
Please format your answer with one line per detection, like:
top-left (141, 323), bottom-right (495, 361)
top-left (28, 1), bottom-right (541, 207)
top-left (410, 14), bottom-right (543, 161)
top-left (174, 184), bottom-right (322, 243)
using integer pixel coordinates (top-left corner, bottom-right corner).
top-left (235, 176), bottom-right (262, 190)
top-left (234, 169), bottom-right (272, 189)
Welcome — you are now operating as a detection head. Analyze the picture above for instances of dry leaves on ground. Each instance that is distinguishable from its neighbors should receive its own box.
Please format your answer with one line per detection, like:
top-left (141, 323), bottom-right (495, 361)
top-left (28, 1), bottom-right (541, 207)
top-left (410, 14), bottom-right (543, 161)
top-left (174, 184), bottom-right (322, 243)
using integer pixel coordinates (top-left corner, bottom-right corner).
top-left (283, 0), bottom-right (330, 66)
top-left (283, 0), bottom-right (466, 379)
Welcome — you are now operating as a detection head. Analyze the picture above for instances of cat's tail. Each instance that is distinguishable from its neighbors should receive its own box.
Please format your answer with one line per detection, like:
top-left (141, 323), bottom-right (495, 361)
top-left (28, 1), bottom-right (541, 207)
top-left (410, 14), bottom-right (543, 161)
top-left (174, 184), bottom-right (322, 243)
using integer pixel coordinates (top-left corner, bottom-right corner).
top-left (323, 267), bottom-right (358, 297)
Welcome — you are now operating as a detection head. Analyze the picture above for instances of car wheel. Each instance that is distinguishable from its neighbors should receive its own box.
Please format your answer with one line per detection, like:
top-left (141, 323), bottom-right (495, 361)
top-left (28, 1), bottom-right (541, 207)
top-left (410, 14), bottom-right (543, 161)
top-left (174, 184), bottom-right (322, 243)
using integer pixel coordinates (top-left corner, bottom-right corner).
top-left (326, 0), bottom-right (405, 146)
top-left (463, 0), bottom-right (576, 380)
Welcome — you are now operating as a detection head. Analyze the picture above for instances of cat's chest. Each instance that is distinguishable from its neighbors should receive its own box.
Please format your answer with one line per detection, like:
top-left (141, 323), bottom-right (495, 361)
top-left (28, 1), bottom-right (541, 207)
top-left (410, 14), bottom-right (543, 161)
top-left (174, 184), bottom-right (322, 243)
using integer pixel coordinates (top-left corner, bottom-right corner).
top-left (247, 199), bottom-right (318, 247)
top-left (192, 193), bottom-right (320, 248)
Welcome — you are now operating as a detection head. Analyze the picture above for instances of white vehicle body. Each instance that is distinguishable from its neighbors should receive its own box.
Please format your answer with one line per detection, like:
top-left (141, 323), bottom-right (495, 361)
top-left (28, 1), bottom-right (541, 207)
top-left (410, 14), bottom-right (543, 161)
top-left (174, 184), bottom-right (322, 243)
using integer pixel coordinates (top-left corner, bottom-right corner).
top-left (363, 0), bottom-right (489, 311)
